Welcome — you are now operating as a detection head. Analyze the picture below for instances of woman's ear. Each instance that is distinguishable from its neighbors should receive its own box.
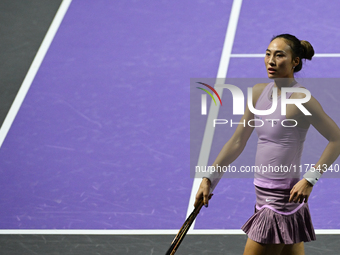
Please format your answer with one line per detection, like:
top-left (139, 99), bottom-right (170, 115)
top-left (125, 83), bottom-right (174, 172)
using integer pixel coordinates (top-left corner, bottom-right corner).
top-left (293, 57), bottom-right (300, 68)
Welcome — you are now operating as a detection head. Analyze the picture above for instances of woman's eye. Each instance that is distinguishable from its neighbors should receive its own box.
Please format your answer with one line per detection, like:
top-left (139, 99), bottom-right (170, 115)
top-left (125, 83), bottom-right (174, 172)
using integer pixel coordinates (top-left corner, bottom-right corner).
top-left (265, 53), bottom-right (270, 56)
top-left (277, 54), bottom-right (284, 57)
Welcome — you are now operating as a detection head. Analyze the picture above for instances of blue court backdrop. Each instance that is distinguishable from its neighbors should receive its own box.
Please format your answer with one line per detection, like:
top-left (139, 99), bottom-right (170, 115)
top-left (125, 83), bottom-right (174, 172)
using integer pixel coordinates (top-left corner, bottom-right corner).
top-left (1, 0), bottom-right (340, 230)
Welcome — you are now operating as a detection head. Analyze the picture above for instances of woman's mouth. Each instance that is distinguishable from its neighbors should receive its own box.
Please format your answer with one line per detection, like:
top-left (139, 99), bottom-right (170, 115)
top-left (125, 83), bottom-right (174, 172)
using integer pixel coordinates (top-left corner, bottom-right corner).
top-left (268, 68), bottom-right (276, 74)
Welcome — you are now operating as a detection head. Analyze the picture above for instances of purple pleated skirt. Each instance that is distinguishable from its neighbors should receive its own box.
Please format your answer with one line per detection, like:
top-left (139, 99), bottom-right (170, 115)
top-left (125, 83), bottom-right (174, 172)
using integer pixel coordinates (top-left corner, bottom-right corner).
top-left (241, 186), bottom-right (316, 244)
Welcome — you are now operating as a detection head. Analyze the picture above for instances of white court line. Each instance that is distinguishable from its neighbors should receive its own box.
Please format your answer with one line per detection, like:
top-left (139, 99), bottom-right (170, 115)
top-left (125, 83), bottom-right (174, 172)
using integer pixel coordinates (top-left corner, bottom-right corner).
top-left (313, 53), bottom-right (340, 57)
top-left (0, 229), bottom-right (244, 235)
top-left (186, 0), bottom-right (243, 230)
top-left (0, 0), bottom-right (72, 148)
top-left (231, 53), bottom-right (264, 57)
top-left (0, 229), bottom-right (339, 235)
top-left (230, 53), bottom-right (340, 58)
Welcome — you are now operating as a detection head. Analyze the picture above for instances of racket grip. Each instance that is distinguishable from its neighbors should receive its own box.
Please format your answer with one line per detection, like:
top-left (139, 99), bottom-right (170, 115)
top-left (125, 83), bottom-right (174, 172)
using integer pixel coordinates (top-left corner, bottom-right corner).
top-left (165, 199), bottom-right (204, 255)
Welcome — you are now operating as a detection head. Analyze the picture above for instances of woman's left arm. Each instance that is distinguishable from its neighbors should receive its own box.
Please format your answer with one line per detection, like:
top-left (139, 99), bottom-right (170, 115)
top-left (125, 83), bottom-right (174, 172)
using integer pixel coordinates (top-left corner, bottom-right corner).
top-left (289, 95), bottom-right (340, 203)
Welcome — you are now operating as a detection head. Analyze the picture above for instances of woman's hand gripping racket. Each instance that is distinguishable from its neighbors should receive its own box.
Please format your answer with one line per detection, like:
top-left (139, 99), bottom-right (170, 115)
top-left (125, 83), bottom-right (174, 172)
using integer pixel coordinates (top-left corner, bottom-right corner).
top-left (165, 178), bottom-right (213, 255)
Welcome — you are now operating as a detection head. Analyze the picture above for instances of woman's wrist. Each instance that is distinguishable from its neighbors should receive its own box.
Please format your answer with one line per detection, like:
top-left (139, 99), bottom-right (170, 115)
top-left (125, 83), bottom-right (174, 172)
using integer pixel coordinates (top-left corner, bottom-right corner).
top-left (303, 167), bottom-right (322, 186)
top-left (202, 177), bottom-right (211, 185)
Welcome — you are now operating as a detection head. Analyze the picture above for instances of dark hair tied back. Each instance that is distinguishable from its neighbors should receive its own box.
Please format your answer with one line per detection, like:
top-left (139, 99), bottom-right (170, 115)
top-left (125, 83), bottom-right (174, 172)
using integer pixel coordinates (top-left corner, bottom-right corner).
top-left (271, 34), bottom-right (315, 72)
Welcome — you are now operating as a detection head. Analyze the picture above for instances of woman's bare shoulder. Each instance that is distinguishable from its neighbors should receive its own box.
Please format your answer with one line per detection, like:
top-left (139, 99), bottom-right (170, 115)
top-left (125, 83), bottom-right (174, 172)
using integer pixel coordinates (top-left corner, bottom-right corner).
top-left (252, 83), bottom-right (269, 100)
top-left (253, 82), bottom-right (269, 91)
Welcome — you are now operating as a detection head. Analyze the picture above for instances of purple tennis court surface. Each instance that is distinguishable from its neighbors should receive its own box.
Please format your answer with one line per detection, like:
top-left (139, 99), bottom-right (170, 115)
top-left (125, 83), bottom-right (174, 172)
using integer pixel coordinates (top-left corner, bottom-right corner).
top-left (1, 0), bottom-right (340, 230)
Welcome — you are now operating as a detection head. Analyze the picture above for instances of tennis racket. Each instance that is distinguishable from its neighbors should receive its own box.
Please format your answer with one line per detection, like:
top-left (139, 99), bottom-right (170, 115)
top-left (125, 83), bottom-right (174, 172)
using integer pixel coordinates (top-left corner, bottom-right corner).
top-left (165, 198), bottom-right (204, 255)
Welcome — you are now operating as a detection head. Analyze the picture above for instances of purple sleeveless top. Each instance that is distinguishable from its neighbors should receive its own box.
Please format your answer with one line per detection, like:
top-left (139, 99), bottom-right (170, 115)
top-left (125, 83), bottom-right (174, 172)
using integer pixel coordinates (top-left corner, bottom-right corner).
top-left (253, 82), bottom-right (308, 190)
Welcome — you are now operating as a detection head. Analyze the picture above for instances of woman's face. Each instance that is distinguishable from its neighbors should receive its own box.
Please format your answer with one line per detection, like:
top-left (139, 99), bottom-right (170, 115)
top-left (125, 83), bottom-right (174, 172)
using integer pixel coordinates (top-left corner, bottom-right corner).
top-left (265, 38), bottom-right (299, 79)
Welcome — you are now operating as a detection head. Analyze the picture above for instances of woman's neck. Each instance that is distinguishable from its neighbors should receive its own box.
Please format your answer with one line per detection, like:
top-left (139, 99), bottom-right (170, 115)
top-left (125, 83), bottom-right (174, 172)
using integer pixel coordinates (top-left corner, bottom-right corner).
top-left (274, 78), bottom-right (296, 90)
top-left (272, 78), bottom-right (296, 97)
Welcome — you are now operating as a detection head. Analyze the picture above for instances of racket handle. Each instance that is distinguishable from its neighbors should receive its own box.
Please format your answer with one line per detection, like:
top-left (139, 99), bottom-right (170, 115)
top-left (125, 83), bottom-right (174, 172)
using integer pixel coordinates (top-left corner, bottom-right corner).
top-left (165, 199), bottom-right (204, 255)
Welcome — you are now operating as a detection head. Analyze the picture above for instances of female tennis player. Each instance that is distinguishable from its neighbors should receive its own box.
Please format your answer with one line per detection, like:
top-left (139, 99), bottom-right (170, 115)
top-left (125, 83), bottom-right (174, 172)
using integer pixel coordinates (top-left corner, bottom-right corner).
top-left (195, 34), bottom-right (340, 255)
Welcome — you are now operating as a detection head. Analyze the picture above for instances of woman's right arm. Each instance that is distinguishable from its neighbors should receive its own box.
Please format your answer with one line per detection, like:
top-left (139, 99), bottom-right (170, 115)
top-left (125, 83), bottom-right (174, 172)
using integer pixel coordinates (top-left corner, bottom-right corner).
top-left (194, 83), bottom-right (266, 207)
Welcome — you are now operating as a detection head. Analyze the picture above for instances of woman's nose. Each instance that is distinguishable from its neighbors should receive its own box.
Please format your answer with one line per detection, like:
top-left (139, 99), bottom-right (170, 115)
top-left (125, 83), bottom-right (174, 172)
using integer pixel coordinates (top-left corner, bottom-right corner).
top-left (268, 56), bottom-right (275, 66)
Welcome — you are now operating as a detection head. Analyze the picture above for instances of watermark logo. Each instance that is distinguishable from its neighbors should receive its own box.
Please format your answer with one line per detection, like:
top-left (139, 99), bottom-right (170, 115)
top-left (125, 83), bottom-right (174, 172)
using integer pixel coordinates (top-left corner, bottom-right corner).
top-left (190, 78), bottom-right (340, 179)
top-left (196, 82), bottom-right (222, 115)
top-left (196, 82), bottom-right (311, 116)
